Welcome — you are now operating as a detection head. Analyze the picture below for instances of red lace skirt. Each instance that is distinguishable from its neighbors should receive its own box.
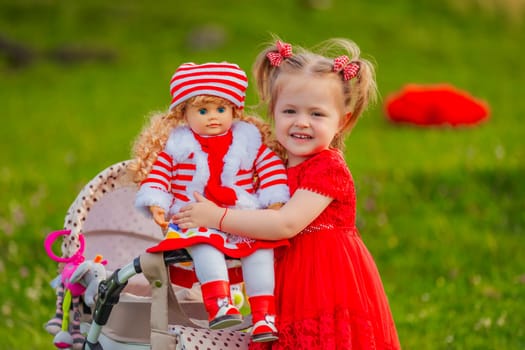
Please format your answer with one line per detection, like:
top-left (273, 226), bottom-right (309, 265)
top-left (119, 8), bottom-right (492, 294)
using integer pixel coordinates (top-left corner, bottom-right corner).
top-left (251, 227), bottom-right (401, 350)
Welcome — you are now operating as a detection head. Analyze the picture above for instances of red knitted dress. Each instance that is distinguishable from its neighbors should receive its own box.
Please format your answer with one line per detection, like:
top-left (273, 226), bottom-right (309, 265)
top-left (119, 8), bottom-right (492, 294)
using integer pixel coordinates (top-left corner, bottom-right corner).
top-left (252, 148), bottom-right (401, 350)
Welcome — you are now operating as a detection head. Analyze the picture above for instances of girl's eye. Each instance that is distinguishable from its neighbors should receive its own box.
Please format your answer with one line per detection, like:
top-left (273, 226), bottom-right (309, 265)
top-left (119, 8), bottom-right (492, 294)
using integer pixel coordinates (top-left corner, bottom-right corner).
top-left (312, 112), bottom-right (324, 117)
top-left (283, 109), bottom-right (295, 114)
top-left (217, 107), bottom-right (226, 113)
top-left (198, 108), bottom-right (207, 115)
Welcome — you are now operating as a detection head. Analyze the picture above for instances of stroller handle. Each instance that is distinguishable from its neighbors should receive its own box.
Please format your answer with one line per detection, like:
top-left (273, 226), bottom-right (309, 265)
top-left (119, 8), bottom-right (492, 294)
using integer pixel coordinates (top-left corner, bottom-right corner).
top-left (84, 257), bottom-right (140, 349)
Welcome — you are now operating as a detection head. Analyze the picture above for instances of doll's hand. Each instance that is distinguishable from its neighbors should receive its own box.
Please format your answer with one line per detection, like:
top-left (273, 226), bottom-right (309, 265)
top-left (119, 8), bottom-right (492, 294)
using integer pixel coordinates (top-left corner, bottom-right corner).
top-left (173, 192), bottom-right (222, 229)
top-left (267, 202), bottom-right (284, 210)
top-left (149, 206), bottom-right (169, 230)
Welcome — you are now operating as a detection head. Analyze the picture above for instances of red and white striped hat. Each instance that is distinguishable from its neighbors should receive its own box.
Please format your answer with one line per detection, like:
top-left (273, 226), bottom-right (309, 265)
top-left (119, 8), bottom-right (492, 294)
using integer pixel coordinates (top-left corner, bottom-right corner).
top-left (169, 62), bottom-right (248, 111)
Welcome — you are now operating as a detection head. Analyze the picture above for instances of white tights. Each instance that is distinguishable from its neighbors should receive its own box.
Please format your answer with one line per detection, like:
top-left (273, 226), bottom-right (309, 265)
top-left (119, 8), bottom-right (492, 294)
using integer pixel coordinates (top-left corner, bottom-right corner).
top-left (187, 244), bottom-right (275, 297)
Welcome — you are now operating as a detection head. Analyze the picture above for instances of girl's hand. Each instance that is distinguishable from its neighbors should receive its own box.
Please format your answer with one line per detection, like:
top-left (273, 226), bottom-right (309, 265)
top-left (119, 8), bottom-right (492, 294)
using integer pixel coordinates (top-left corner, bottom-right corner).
top-left (149, 205), bottom-right (169, 230)
top-left (173, 192), bottom-right (222, 229)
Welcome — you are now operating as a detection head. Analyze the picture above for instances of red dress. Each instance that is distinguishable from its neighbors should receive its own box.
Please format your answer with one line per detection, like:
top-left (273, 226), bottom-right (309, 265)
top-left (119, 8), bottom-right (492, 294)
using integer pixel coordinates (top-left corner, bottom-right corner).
top-left (252, 149), bottom-right (401, 350)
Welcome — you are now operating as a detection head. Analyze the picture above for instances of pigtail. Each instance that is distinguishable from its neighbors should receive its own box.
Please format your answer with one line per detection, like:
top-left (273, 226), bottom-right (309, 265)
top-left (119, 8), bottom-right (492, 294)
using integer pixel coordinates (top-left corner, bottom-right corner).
top-left (347, 57), bottom-right (377, 129)
top-left (324, 39), bottom-right (378, 149)
top-left (251, 37), bottom-right (295, 159)
top-left (252, 44), bottom-right (278, 105)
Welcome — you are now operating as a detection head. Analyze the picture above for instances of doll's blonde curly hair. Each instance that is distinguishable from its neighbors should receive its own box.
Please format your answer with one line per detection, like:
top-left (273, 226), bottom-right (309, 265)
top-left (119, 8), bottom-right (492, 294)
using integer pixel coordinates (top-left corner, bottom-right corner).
top-left (129, 95), bottom-right (278, 184)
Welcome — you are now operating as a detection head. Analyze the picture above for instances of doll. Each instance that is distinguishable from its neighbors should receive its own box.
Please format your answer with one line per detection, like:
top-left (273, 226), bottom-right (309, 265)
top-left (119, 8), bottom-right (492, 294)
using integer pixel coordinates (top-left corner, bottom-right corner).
top-left (131, 62), bottom-right (289, 342)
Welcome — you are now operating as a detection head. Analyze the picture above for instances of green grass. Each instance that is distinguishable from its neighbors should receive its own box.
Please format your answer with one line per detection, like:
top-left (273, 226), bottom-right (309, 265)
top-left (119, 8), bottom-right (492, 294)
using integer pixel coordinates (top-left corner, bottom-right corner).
top-left (1, 0), bottom-right (524, 349)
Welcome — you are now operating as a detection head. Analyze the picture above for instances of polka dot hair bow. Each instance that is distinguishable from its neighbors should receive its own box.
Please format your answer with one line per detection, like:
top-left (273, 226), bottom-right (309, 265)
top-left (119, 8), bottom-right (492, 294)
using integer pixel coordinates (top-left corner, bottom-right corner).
top-left (266, 40), bottom-right (293, 67)
top-left (333, 55), bottom-right (360, 81)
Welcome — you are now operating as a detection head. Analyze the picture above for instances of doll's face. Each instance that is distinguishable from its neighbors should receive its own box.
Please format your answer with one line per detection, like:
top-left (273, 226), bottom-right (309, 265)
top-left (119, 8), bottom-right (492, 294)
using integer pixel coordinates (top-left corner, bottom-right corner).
top-left (185, 101), bottom-right (234, 136)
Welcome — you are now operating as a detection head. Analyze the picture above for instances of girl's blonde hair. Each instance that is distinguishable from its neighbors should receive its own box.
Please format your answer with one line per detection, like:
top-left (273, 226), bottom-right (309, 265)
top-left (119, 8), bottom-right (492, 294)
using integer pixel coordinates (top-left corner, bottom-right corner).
top-left (129, 95), bottom-right (275, 183)
top-left (253, 36), bottom-right (378, 151)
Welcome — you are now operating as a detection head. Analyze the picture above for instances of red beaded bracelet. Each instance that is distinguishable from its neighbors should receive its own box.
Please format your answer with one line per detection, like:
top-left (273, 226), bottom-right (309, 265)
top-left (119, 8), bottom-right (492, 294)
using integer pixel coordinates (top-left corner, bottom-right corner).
top-left (219, 208), bottom-right (228, 231)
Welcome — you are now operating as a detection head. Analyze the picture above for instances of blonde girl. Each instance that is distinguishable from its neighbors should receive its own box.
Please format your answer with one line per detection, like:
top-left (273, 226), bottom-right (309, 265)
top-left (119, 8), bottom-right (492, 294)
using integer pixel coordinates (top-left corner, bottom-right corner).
top-left (174, 40), bottom-right (401, 349)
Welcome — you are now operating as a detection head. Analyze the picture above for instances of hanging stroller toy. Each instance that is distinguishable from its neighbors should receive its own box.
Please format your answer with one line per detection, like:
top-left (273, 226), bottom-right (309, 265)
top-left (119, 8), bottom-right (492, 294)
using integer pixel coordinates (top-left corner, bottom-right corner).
top-left (44, 229), bottom-right (108, 349)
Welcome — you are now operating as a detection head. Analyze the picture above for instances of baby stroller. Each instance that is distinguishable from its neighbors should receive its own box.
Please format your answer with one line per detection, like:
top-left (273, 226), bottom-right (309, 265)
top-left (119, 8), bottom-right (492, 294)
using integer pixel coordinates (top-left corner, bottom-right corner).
top-left (45, 160), bottom-right (251, 350)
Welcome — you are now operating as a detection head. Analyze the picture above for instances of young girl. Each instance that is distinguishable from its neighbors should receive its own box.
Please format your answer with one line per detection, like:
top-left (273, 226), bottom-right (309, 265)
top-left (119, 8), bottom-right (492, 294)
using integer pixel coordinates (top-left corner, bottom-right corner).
top-left (131, 62), bottom-right (290, 342)
top-left (173, 40), bottom-right (402, 349)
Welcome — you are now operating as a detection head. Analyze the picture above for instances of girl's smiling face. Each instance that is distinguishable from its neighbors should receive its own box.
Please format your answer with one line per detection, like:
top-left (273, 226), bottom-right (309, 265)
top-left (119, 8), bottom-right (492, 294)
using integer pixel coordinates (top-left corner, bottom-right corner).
top-left (273, 73), bottom-right (346, 167)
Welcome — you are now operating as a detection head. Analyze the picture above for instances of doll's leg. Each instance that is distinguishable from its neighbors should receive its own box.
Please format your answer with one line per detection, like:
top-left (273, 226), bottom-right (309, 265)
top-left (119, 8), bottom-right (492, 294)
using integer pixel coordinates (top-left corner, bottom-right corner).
top-left (241, 248), bottom-right (278, 342)
top-left (189, 244), bottom-right (228, 283)
top-left (188, 244), bottom-right (242, 329)
top-left (45, 283), bottom-right (64, 335)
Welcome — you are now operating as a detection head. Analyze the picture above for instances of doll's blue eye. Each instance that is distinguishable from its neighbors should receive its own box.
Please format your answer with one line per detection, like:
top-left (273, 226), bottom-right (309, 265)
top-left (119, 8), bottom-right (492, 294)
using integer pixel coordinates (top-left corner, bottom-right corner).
top-left (198, 108), bottom-right (207, 115)
top-left (217, 107), bottom-right (226, 113)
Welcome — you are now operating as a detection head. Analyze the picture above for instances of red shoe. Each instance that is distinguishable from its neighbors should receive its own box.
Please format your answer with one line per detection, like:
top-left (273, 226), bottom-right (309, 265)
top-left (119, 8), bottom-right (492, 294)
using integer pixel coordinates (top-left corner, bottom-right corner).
top-left (209, 296), bottom-right (243, 330)
top-left (201, 280), bottom-right (243, 330)
top-left (251, 314), bottom-right (278, 342)
top-left (249, 295), bottom-right (278, 342)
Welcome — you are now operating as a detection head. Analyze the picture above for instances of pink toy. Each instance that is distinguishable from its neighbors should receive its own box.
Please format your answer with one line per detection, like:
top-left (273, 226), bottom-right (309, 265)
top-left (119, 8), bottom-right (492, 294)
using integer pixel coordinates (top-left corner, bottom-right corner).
top-left (44, 229), bottom-right (107, 349)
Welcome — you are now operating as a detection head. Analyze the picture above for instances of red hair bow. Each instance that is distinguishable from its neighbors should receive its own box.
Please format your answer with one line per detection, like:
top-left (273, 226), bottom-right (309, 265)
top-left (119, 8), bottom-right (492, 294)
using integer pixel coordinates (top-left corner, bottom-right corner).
top-left (266, 40), bottom-right (293, 67)
top-left (333, 55), bottom-right (359, 81)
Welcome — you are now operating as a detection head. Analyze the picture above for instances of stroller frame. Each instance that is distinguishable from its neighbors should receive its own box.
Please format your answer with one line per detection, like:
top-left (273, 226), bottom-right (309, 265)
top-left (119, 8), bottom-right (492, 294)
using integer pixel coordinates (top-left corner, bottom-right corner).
top-left (84, 250), bottom-right (194, 350)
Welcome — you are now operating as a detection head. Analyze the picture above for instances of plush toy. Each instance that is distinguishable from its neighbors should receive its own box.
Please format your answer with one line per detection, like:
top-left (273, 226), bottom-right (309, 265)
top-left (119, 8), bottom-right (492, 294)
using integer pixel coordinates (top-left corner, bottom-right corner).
top-left (44, 229), bottom-right (108, 350)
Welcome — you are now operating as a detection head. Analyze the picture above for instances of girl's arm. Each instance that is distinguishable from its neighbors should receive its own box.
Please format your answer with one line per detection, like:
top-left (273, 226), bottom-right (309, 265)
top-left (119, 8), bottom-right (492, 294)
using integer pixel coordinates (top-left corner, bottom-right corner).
top-left (174, 190), bottom-right (332, 240)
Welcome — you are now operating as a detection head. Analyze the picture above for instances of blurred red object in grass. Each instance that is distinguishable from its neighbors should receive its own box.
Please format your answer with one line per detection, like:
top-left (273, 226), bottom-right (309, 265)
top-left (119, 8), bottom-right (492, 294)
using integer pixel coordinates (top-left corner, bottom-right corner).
top-left (384, 84), bottom-right (490, 127)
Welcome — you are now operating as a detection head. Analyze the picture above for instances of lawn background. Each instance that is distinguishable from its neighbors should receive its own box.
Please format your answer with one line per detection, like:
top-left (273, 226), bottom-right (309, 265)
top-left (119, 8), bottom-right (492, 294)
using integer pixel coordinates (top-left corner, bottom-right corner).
top-left (1, 0), bottom-right (524, 349)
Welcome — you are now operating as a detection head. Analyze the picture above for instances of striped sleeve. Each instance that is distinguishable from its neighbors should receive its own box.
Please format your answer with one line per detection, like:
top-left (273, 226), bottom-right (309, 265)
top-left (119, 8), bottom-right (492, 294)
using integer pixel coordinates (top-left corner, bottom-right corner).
top-left (135, 151), bottom-right (175, 217)
top-left (140, 151), bottom-right (172, 190)
top-left (254, 145), bottom-right (290, 207)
